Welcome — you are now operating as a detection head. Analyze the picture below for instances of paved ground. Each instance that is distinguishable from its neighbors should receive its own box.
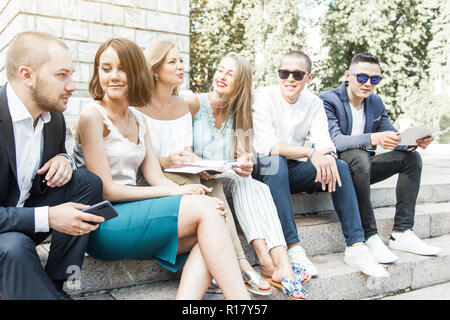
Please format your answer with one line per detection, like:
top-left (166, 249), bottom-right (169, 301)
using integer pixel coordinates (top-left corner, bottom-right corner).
top-left (380, 282), bottom-right (450, 300)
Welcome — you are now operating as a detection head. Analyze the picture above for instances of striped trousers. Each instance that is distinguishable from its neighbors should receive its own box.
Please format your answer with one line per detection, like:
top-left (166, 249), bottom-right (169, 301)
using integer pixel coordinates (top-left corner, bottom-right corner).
top-left (216, 170), bottom-right (286, 251)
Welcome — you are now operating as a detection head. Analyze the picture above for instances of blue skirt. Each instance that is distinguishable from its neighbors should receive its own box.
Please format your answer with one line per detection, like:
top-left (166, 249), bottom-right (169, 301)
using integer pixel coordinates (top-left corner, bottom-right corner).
top-left (87, 195), bottom-right (188, 273)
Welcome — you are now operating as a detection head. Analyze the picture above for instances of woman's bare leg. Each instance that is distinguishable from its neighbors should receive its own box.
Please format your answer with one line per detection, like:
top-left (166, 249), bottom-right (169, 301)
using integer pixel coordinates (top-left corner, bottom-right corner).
top-left (177, 195), bottom-right (250, 300)
top-left (268, 246), bottom-right (296, 282)
top-left (176, 243), bottom-right (212, 300)
top-left (251, 239), bottom-right (276, 277)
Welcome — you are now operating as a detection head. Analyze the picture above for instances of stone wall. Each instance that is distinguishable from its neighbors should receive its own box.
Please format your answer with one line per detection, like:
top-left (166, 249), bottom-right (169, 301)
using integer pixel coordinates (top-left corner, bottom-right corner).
top-left (0, 0), bottom-right (190, 149)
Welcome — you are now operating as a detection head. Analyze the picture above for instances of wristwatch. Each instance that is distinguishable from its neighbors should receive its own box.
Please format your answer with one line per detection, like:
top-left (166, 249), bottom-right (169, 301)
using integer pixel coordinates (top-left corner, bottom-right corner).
top-left (323, 150), bottom-right (338, 160)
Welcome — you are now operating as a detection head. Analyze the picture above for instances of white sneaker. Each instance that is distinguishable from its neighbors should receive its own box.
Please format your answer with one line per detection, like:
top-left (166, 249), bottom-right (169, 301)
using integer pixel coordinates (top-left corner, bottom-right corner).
top-left (389, 230), bottom-right (442, 256)
top-left (288, 245), bottom-right (318, 277)
top-left (366, 234), bottom-right (399, 264)
top-left (344, 244), bottom-right (390, 277)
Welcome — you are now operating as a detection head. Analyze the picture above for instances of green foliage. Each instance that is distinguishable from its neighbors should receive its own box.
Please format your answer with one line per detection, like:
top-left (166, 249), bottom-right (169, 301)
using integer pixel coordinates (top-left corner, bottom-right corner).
top-left (318, 0), bottom-right (439, 122)
top-left (190, 0), bottom-right (449, 135)
top-left (439, 114), bottom-right (450, 144)
top-left (398, 1), bottom-right (450, 136)
top-left (189, 0), bottom-right (304, 93)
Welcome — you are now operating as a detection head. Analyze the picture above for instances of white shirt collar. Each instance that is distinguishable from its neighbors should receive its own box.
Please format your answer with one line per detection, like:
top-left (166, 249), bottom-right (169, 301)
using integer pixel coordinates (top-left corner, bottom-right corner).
top-left (6, 83), bottom-right (51, 124)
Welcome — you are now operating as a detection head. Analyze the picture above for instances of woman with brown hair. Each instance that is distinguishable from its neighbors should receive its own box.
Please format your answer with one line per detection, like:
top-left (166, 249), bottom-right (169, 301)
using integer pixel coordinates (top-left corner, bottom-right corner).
top-left (72, 38), bottom-right (249, 300)
top-left (138, 40), bottom-right (272, 296)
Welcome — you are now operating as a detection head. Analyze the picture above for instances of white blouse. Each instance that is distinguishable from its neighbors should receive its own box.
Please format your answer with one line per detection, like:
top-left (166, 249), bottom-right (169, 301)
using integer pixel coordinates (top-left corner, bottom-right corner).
top-left (73, 102), bottom-right (147, 186)
top-left (138, 110), bottom-right (193, 158)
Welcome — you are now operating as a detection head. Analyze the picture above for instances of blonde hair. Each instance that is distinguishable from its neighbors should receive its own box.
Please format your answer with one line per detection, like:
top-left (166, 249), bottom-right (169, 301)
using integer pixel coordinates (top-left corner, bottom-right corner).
top-left (143, 40), bottom-right (179, 96)
top-left (6, 31), bottom-right (68, 81)
top-left (214, 52), bottom-right (254, 158)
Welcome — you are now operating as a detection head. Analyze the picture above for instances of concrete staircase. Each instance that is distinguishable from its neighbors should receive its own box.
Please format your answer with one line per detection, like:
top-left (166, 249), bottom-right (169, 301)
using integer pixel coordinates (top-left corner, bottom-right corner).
top-left (66, 181), bottom-right (450, 301)
top-left (2, 148), bottom-right (449, 300)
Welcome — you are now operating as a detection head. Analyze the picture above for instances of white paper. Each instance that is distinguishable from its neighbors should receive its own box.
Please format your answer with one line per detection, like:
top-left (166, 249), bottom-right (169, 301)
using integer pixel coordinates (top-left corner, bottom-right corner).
top-left (164, 160), bottom-right (238, 174)
top-left (399, 127), bottom-right (440, 146)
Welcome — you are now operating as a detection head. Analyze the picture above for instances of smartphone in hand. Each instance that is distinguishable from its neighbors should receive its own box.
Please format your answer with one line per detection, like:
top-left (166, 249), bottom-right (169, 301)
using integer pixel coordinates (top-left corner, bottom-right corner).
top-left (82, 200), bottom-right (118, 225)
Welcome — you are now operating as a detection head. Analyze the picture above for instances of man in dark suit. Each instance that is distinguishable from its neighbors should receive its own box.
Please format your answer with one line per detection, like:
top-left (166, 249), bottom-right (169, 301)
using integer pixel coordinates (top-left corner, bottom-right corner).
top-left (0, 31), bottom-right (105, 300)
top-left (319, 52), bottom-right (441, 264)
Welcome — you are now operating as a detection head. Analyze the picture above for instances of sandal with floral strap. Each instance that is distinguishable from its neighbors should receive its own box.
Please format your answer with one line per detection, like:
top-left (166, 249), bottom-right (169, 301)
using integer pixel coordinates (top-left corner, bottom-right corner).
top-left (280, 278), bottom-right (308, 300)
top-left (292, 262), bottom-right (312, 283)
top-left (260, 273), bottom-right (309, 300)
top-left (241, 270), bottom-right (273, 296)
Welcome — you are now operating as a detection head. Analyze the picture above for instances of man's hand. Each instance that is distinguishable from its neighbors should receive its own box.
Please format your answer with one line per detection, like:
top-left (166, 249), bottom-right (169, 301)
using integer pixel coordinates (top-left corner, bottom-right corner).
top-left (233, 154), bottom-right (254, 178)
top-left (371, 131), bottom-right (401, 150)
top-left (309, 151), bottom-right (342, 192)
top-left (37, 155), bottom-right (73, 188)
top-left (416, 136), bottom-right (434, 150)
top-left (48, 202), bottom-right (105, 236)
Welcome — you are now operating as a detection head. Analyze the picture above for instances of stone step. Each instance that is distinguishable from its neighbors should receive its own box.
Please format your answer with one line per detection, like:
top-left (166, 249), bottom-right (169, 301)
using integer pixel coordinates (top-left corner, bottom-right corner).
top-left (295, 201), bottom-right (450, 257)
top-left (56, 201), bottom-right (449, 295)
top-left (72, 234), bottom-right (450, 300)
top-left (291, 182), bottom-right (450, 215)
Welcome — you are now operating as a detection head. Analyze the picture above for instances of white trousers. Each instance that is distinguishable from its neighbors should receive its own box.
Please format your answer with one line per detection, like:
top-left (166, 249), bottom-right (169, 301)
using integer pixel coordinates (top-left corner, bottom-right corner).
top-left (216, 169), bottom-right (286, 251)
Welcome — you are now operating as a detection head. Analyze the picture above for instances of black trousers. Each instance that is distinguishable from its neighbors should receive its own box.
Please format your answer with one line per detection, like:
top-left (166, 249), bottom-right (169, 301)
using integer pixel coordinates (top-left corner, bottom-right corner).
top-left (0, 169), bottom-right (102, 300)
top-left (339, 149), bottom-right (422, 240)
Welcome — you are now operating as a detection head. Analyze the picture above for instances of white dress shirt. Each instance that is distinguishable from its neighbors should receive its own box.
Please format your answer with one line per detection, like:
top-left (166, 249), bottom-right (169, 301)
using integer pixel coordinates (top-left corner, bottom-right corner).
top-left (6, 83), bottom-right (50, 233)
top-left (252, 85), bottom-right (336, 161)
top-left (350, 102), bottom-right (366, 136)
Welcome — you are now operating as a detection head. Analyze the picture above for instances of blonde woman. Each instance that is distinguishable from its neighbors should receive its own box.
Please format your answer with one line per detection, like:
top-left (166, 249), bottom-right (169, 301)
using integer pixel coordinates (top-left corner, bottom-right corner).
top-left (185, 52), bottom-right (311, 300)
top-left (137, 40), bottom-right (272, 296)
top-left (72, 38), bottom-right (249, 300)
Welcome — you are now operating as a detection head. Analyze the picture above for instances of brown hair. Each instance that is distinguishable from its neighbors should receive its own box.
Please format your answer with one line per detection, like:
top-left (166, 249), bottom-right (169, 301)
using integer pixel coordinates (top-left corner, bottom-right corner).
top-left (6, 31), bottom-right (68, 81)
top-left (143, 40), bottom-right (179, 96)
top-left (214, 52), bottom-right (254, 158)
top-left (89, 38), bottom-right (151, 107)
top-left (281, 51), bottom-right (312, 73)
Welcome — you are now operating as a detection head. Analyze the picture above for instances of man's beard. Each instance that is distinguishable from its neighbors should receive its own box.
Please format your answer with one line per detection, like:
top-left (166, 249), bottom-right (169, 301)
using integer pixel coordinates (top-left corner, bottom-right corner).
top-left (31, 78), bottom-right (68, 113)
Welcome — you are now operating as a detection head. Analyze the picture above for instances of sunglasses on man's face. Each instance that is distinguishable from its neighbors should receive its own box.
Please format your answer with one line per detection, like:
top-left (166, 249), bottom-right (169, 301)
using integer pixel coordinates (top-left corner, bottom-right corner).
top-left (350, 71), bottom-right (382, 85)
top-left (278, 69), bottom-right (307, 81)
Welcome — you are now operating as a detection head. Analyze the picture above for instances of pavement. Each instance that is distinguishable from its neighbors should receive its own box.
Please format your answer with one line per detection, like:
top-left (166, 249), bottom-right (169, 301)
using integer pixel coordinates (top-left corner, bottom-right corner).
top-left (379, 282), bottom-right (450, 300)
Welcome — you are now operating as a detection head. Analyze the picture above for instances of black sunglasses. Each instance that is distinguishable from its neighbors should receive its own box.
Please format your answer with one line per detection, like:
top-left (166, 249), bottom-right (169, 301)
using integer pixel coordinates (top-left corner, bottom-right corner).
top-left (350, 71), bottom-right (382, 85)
top-left (278, 69), bottom-right (307, 81)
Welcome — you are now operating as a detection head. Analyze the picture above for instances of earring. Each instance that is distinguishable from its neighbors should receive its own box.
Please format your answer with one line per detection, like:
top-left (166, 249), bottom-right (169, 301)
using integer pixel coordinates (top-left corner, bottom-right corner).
top-left (154, 76), bottom-right (159, 81)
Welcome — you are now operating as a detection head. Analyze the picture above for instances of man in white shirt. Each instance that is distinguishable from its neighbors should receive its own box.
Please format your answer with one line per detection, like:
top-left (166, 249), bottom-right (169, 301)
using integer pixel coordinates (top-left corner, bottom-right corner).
top-left (252, 51), bottom-right (389, 278)
top-left (0, 31), bottom-right (105, 300)
top-left (319, 53), bottom-right (440, 264)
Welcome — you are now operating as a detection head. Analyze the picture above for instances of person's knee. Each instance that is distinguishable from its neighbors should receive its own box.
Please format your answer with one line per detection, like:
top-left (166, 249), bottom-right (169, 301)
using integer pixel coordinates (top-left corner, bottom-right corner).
top-left (258, 155), bottom-right (288, 181)
top-left (0, 233), bottom-right (36, 264)
top-left (343, 150), bottom-right (371, 175)
top-left (182, 195), bottom-right (221, 224)
top-left (405, 151), bottom-right (423, 171)
top-left (71, 169), bottom-right (103, 202)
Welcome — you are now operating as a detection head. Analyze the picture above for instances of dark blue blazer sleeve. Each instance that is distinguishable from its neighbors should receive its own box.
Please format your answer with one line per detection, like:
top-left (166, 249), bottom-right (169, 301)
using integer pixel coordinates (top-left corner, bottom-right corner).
top-left (0, 207), bottom-right (35, 235)
top-left (320, 88), bottom-right (372, 153)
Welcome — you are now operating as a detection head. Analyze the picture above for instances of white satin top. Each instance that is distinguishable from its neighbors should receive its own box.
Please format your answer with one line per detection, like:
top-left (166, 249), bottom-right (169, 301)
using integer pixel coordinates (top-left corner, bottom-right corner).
top-left (73, 102), bottom-right (147, 186)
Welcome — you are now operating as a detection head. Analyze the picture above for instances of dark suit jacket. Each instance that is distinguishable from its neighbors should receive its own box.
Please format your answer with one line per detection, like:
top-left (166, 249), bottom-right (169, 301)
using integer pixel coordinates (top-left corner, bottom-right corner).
top-left (319, 81), bottom-right (407, 153)
top-left (0, 84), bottom-right (67, 235)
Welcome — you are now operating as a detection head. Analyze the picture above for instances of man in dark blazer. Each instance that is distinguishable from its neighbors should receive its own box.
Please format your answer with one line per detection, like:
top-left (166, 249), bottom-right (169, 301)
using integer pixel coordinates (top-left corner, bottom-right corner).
top-left (0, 31), bottom-right (105, 300)
top-left (319, 52), bottom-right (441, 265)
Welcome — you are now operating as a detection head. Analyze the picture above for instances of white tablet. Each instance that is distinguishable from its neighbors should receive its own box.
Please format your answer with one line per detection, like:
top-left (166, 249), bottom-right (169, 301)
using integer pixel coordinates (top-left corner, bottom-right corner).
top-left (399, 126), bottom-right (440, 146)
